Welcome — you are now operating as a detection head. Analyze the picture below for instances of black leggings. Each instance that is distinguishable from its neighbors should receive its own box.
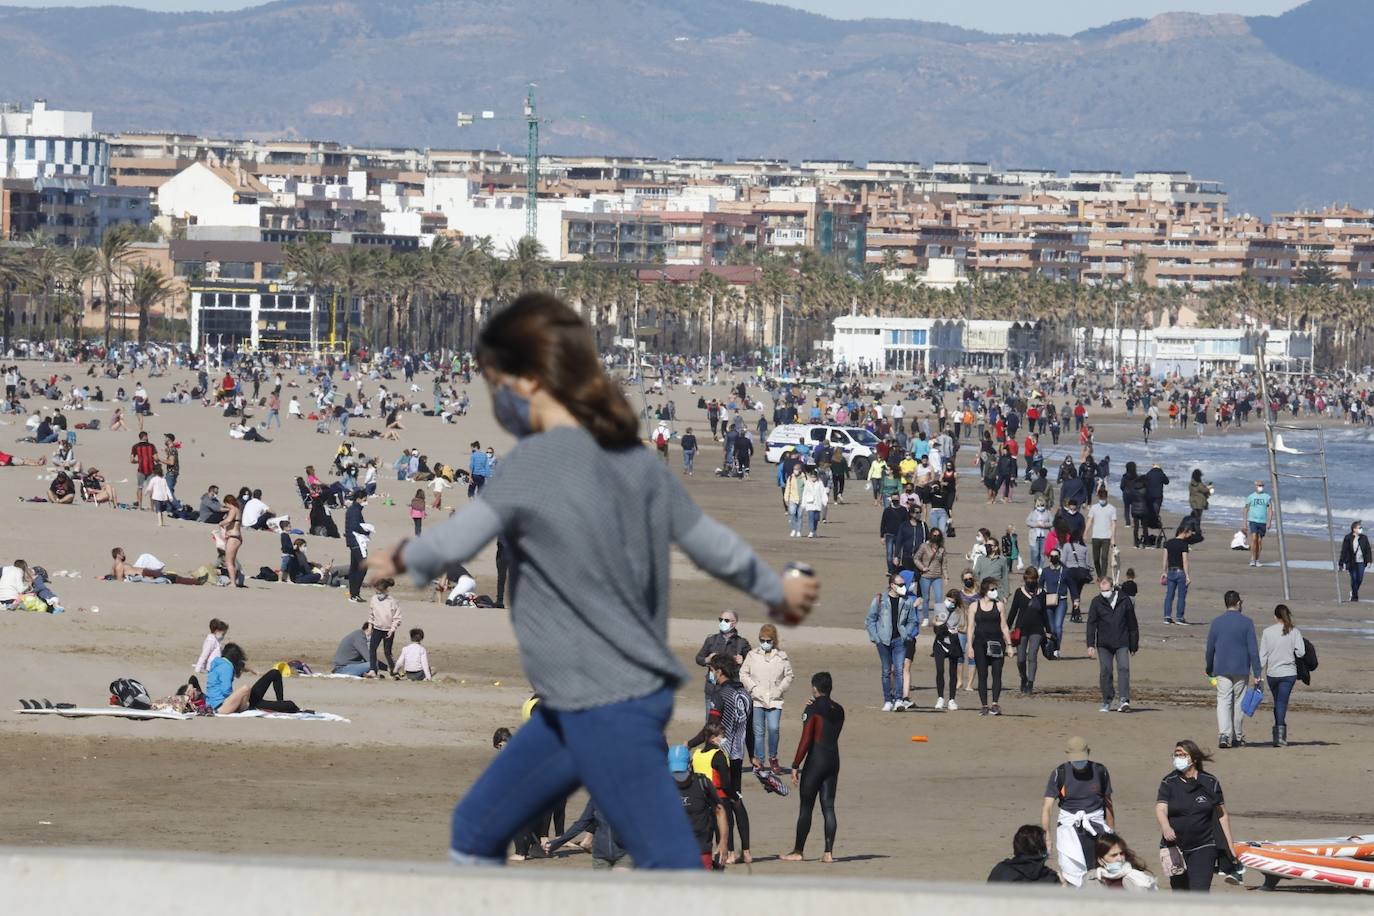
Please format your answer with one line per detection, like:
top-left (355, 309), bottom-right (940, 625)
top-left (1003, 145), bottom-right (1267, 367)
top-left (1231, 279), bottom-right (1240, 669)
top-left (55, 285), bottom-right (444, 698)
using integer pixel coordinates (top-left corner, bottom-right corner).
top-left (248, 669), bottom-right (300, 713)
top-left (974, 642), bottom-right (1005, 706)
top-left (1169, 846), bottom-right (1218, 892)
top-left (369, 629), bottom-right (395, 674)
top-left (934, 649), bottom-right (959, 700)
top-left (831, 475), bottom-right (845, 500)
top-left (726, 758), bottom-right (751, 852)
top-left (794, 756), bottom-right (839, 854)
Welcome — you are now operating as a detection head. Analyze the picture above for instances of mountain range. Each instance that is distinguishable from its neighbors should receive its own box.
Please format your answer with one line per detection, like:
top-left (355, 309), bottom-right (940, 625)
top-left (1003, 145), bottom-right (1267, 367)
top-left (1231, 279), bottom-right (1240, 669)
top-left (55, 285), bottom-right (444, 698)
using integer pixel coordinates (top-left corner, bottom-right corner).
top-left (0, 0), bottom-right (1371, 214)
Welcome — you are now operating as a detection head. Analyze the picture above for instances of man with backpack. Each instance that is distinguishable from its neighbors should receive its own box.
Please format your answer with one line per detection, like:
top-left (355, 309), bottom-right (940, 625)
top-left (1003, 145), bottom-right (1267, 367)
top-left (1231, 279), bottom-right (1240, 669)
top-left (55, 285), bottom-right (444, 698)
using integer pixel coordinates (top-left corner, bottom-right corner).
top-left (1040, 736), bottom-right (1114, 887)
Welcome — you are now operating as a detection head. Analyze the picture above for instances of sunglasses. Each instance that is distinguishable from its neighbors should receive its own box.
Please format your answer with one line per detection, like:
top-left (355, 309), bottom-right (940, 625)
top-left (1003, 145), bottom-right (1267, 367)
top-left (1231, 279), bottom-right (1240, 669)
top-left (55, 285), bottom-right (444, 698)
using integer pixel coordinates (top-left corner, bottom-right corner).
top-left (718, 617), bottom-right (734, 624)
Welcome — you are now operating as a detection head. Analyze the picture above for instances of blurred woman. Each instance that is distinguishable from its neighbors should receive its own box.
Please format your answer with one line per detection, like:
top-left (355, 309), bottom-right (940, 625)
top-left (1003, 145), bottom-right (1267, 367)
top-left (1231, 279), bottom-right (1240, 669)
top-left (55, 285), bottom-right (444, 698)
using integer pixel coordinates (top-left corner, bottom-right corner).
top-left (1090, 832), bottom-right (1157, 891)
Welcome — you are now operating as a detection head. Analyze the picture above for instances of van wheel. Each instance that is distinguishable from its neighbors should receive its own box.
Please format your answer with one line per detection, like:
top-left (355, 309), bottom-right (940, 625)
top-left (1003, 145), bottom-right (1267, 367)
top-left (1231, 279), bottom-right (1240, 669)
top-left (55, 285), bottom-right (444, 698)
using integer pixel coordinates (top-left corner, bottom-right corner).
top-left (850, 456), bottom-right (870, 479)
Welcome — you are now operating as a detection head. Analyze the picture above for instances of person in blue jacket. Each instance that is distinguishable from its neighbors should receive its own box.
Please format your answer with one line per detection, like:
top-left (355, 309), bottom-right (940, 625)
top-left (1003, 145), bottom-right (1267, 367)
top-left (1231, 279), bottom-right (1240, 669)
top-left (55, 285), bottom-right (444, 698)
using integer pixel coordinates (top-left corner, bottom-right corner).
top-left (206, 643), bottom-right (301, 715)
top-left (468, 441), bottom-right (491, 497)
top-left (865, 573), bottom-right (919, 711)
top-left (1205, 590), bottom-right (1261, 748)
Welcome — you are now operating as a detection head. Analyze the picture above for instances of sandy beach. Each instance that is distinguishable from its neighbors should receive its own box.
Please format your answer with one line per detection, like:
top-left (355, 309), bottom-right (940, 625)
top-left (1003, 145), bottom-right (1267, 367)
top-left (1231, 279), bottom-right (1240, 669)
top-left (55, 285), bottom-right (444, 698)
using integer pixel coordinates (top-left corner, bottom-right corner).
top-left (2, 365), bottom-right (1372, 889)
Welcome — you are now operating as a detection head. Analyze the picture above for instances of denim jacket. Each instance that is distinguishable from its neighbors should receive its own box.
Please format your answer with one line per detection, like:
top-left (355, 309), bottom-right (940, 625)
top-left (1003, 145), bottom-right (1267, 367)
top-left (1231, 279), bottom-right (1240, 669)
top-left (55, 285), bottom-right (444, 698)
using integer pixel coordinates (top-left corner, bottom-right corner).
top-left (866, 592), bottom-right (919, 644)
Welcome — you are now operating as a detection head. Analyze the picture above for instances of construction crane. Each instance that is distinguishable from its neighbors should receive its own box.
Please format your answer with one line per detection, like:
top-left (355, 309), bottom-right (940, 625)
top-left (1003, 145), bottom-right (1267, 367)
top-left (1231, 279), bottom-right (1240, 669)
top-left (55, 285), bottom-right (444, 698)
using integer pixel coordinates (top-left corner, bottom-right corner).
top-left (456, 84), bottom-right (543, 240)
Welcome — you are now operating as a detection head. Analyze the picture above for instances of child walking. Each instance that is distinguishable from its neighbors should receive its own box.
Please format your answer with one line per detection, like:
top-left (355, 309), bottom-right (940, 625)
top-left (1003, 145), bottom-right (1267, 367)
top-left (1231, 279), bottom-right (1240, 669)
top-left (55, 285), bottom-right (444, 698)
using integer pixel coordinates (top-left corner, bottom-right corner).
top-left (394, 627), bottom-right (433, 680)
top-left (409, 488), bottom-right (427, 536)
top-left (145, 463), bottom-right (173, 526)
top-left (367, 578), bottom-right (402, 677)
top-left (194, 618), bottom-right (228, 673)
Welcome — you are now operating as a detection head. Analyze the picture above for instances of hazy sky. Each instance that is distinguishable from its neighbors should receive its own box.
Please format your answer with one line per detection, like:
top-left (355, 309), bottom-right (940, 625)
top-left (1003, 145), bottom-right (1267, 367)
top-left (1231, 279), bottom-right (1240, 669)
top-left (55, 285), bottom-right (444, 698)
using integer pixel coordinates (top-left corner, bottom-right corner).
top-left (14, 0), bottom-right (1305, 32)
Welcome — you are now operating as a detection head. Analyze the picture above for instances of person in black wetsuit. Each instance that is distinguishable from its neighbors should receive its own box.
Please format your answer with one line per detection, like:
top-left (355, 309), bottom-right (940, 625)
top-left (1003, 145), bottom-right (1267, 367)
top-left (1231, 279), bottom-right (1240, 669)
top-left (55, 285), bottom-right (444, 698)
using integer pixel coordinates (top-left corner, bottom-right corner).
top-left (780, 671), bottom-right (844, 863)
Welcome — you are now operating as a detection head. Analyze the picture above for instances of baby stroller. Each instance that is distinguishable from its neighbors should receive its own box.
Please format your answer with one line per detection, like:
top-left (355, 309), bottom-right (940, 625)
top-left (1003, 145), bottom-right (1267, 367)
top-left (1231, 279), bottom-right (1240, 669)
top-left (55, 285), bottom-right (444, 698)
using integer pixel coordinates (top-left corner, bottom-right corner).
top-left (1135, 505), bottom-right (1166, 549)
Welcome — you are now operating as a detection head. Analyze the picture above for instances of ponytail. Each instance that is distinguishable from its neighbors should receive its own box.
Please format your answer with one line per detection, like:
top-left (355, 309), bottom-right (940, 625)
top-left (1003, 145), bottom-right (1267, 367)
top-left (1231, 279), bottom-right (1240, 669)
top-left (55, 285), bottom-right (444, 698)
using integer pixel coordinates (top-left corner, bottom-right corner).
top-left (1274, 603), bottom-right (1293, 635)
top-left (477, 293), bottom-right (641, 450)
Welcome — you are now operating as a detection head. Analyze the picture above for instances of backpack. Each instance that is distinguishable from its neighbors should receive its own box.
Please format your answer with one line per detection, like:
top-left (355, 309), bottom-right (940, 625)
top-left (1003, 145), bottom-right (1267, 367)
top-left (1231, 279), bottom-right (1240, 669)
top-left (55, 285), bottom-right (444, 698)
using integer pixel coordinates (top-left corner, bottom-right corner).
top-left (655, 432), bottom-right (667, 449)
top-left (1053, 761), bottom-right (1107, 803)
top-left (109, 677), bottom-right (152, 710)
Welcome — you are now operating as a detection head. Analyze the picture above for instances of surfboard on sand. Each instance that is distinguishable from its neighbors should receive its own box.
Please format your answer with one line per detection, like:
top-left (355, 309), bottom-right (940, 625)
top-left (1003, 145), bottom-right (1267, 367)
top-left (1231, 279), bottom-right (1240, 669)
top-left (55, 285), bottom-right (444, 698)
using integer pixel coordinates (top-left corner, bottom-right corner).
top-left (1236, 841), bottom-right (1374, 892)
top-left (16, 706), bottom-right (193, 720)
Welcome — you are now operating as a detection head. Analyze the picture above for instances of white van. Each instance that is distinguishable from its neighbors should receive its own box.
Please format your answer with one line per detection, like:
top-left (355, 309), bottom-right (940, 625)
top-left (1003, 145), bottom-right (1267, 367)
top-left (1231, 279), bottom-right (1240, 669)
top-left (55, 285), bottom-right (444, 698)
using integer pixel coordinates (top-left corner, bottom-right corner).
top-left (764, 424), bottom-right (881, 477)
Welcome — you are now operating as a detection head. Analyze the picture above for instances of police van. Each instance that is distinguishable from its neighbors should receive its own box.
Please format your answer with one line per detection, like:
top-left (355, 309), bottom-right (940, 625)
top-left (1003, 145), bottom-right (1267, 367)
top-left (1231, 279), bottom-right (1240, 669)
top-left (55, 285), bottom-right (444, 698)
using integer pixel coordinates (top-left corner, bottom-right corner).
top-left (764, 424), bottom-right (881, 477)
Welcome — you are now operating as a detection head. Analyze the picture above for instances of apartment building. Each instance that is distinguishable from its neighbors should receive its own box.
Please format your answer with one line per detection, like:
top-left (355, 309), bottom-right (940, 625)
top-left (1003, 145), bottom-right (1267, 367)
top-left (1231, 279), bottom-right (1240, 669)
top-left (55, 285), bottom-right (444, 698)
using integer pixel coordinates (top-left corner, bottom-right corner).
top-left (1, 179), bottom-right (41, 240)
top-left (0, 100), bottom-right (110, 184)
top-left (561, 210), bottom-right (758, 265)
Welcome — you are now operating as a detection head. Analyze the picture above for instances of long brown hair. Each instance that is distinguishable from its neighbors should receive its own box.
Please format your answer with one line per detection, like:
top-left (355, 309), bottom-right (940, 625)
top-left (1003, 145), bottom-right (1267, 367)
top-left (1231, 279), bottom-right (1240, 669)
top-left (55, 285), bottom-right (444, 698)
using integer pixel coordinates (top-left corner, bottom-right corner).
top-left (477, 293), bottom-right (640, 449)
top-left (1274, 603), bottom-right (1294, 635)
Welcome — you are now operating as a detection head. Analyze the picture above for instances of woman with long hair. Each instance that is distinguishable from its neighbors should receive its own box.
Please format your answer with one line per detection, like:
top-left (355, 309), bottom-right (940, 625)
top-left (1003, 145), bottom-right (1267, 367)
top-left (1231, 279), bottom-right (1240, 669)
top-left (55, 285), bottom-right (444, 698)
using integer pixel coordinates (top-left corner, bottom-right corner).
top-left (965, 576), bottom-right (1012, 716)
top-left (1259, 604), bottom-right (1306, 747)
top-left (1090, 832), bottom-right (1157, 891)
top-left (219, 494), bottom-right (243, 588)
top-left (366, 293), bottom-right (818, 869)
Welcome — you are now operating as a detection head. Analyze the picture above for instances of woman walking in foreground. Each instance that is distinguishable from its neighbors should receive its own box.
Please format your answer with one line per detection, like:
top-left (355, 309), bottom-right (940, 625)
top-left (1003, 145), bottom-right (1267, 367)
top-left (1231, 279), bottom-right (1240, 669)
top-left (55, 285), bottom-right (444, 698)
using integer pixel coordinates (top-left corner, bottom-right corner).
top-left (367, 293), bottom-right (819, 869)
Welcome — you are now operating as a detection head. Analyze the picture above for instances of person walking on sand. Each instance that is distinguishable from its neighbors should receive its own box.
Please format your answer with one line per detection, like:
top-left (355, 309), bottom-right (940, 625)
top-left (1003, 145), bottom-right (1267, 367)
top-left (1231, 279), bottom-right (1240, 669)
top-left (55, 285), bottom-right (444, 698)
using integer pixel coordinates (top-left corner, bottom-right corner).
top-left (1205, 590), bottom-right (1261, 749)
top-left (1041, 736), bottom-right (1114, 888)
top-left (866, 572), bottom-right (919, 711)
top-left (1243, 480), bottom-right (1273, 567)
top-left (364, 294), bottom-right (818, 870)
top-left (1161, 523), bottom-right (1195, 625)
top-left (1338, 520), bottom-right (1370, 602)
top-left (1086, 575), bottom-right (1138, 713)
top-left (740, 624), bottom-right (793, 773)
top-left (1259, 603), bottom-right (1305, 747)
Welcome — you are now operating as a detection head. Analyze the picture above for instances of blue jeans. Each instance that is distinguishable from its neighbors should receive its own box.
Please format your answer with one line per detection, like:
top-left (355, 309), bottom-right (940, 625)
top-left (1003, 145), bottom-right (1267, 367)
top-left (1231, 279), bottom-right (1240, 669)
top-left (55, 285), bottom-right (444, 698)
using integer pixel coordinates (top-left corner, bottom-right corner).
top-left (1350, 562), bottom-right (1366, 599)
top-left (1048, 598), bottom-right (1067, 646)
top-left (751, 706), bottom-right (782, 762)
top-left (266, 409), bottom-right (281, 428)
top-left (929, 507), bottom-right (948, 534)
top-left (1267, 674), bottom-right (1296, 727)
top-left (787, 502), bottom-right (803, 535)
top-left (808, 510), bottom-right (821, 534)
top-left (920, 577), bottom-right (944, 626)
top-left (1030, 534), bottom-right (1046, 570)
top-left (333, 661), bottom-right (370, 676)
top-left (884, 533), bottom-right (897, 571)
top-left (1164, 569), bottom-right (1188, 620)
top-left (875, 638), bottom-right (906, 703)
top-left (450, 687), bottom-right (700, 868)
top-left (683, 449), bottom-right (696, 473)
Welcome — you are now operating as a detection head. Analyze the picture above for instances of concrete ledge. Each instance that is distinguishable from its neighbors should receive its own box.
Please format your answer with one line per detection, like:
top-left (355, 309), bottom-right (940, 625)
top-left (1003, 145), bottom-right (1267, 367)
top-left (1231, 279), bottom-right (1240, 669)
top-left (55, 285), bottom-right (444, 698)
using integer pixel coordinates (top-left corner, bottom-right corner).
top-left (0, 847), bottom-right (1367, 914)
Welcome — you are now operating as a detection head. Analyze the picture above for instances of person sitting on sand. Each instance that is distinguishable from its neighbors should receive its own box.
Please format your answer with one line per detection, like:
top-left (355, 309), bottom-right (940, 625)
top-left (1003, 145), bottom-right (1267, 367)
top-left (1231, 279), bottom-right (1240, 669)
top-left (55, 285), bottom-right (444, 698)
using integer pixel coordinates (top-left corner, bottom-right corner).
top-left (52, 441), bottom-right (81, 475)
top-left (228, 422), bottom-right (271, 443)
top-left (0, 449), bottom-right (46, 468)
top-left (207, 643), bottom-right (302, 715)
top-left (109, 547), bottom-right (205, 585)
top-left (48, 471), bottom-right (76, 505)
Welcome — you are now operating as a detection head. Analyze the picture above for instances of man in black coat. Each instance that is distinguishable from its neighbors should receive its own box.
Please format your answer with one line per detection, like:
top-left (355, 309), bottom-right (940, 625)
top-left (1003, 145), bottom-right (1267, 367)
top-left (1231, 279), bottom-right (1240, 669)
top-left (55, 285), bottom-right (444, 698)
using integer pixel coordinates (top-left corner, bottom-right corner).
top-left (879, 492), bottom-right (907, 573)
top-left (1086, 576), bottom-right (1139, 714)
top-left (1339, 520), bottom-right (1371, 601)
top-left (693, 609), bottom-right (751, 718)
top-left (1143, 463), bottom-right (1170, 528)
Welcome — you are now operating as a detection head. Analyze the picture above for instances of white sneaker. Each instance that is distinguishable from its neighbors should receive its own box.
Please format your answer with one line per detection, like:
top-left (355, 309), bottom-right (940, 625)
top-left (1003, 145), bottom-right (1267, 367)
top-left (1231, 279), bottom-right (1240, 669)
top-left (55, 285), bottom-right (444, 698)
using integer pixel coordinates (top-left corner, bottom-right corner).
top-left (807, 532), bottom-right (815, 538)
top-left (935, 697), bottom-right (947, 710)
top-left (1099, 703), bottom-right (1110, 713)
top-left (947, 700), bottom-right (958, 711)
top-left (881, 701), bottom-right (893, 712)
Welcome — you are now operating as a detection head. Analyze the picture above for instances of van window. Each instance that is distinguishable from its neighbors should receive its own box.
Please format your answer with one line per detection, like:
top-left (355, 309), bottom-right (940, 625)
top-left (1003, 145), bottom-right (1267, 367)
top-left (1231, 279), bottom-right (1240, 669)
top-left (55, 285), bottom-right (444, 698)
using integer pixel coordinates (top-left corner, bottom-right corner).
top-left (809, 428), bottom-right (826, 442)
top-left (830, 429), bottom-right (849, 444)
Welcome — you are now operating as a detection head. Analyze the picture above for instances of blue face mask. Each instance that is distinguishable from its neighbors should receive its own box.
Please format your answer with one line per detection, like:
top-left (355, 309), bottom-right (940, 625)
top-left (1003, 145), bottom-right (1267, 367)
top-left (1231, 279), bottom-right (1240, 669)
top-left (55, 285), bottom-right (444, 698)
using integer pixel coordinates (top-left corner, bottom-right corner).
top-left (492, 384), bottom-right (533, 438)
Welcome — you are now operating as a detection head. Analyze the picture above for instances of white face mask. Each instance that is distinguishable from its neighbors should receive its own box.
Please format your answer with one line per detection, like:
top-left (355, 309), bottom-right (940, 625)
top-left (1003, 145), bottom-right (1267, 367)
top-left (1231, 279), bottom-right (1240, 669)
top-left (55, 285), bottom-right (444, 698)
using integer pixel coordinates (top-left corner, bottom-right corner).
top-left (987, 589), bottom-right (999, 601)
top-left (1172, 756), bottom-right (1191, 772)
top-left (892, 584), bottom-right (907, 596)
top-left (945, 600), bottom-right (956, 610)
top-left (759, 641), bottom-right (773, 652)
top-left (1100, 588), bottom-right (1114, 598)
top-left (1102, 860), bottom-right (1128, 879)
top-left (719, 620), bottom-right (733, 634)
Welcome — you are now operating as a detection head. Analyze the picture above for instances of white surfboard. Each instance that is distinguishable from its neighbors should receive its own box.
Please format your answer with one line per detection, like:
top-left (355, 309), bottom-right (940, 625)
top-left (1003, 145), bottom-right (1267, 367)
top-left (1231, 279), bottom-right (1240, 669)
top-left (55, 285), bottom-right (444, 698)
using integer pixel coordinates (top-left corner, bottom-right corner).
top-left (16, 706), bottom-right (193, 720)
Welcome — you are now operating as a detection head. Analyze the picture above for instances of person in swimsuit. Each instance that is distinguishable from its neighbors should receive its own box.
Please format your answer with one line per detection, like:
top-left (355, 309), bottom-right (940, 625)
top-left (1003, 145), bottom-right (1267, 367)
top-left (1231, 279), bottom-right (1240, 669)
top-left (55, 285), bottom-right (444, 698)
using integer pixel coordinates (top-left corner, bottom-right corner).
top-left (220, 494), bottom-right (244, 588)
top-left (781, 671), bottom-right (845, 863)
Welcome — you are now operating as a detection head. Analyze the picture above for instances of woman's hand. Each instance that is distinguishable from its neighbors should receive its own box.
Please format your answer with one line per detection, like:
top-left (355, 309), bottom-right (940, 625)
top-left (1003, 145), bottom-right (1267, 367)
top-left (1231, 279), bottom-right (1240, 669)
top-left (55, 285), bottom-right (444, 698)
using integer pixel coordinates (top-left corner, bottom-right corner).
top-left (1160, 826), bottom-right (1177, 843)
top-left (364, 541), bottom-right (407, 582)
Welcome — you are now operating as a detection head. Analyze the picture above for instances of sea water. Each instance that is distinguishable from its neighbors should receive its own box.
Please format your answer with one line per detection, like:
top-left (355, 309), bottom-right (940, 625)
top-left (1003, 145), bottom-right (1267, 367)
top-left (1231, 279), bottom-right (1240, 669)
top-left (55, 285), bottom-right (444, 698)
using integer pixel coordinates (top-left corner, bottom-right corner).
top-left (1021, 425), bottom-right (1374, 539)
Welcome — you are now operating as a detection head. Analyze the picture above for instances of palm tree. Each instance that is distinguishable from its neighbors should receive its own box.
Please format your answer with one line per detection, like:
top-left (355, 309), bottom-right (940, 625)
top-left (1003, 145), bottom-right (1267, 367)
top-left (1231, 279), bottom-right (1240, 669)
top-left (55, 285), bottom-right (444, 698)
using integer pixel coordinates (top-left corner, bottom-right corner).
top-left (128, 264), bottom-right (174, 344)
top-left (506, 236), bottom-right (548, 295)
top-left (97, 224), bottom-right (136, 349)
top-left (63, 246), bottom-right (99, 343)
top-left (0, 246), bottom-right (33, 349)
top-left (283, 237), bottom-right (337, 352)
top-left (25, 243), bottom-right (65, 340)
top-left (331, 245), bottom-right (376, 351)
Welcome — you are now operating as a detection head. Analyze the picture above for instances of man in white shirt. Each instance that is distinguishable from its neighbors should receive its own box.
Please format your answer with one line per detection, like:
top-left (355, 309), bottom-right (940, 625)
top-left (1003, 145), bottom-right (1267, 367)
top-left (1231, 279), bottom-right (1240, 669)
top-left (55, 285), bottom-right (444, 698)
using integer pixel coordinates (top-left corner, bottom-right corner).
top-left (891, 401), bottom-right (906, 434)
top-left (1086, 488), bottom-right (1118, 580)
top-left (242, 490), bottom-right (272, 529)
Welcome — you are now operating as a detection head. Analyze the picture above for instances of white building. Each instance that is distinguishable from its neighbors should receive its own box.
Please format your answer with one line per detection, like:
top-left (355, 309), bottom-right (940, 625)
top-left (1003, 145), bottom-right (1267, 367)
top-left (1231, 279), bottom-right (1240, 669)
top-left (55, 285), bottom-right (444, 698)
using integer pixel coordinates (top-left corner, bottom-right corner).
top-left (0, 100), bottom-right (109, 184)
top-left (831, 315), bottom-right (963, 371)
top-left (156, 161), bottom-right (271, 229)
top-left (1152, 327), bottom-right (1256, 377)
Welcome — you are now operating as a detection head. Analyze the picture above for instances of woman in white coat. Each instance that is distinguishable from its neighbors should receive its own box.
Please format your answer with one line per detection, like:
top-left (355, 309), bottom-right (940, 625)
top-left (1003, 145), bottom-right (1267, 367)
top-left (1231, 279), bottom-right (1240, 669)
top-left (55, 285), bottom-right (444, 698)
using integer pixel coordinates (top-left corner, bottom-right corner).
top-left (740, 623), bottom-right (794, 773)
top-left (800, 468), bottom-right (830, 538)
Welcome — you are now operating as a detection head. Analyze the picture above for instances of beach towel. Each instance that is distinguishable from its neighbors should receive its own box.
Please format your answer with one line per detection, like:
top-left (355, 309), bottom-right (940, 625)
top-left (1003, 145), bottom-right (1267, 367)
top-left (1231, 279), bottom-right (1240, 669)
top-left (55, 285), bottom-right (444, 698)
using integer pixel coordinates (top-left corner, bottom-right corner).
top-left (220, 710), bottom-right (350, 722)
